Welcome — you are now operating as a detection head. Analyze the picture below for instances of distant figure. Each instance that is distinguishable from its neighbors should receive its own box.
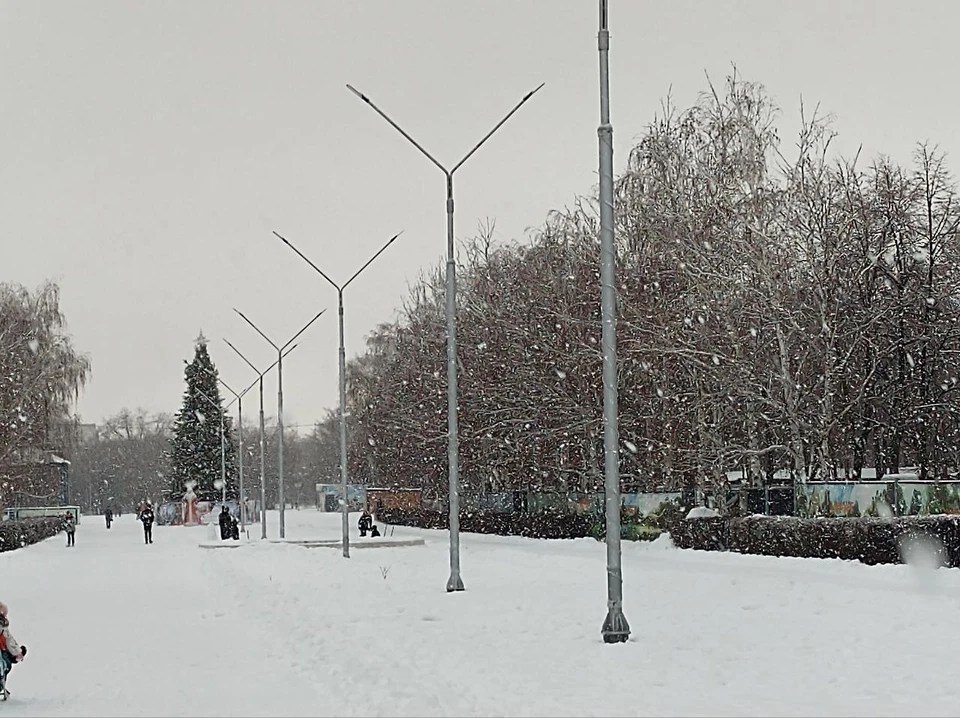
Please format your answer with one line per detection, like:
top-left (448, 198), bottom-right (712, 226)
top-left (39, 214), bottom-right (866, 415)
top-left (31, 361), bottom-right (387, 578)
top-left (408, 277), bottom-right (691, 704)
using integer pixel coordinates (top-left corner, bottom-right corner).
top-left (0, 601), bottom-right (27, 701)
top-left (370, 524), bottom-right (381, 538)
top-left (63, 513), bottom-right (76, 547)
top-left (358, 510), bottom-right (373, 537)
top-left (138, 503), bottom-right (155, 544)
top-left (104, 508), bottom-right (113, 529)
top-left (218, 506), bottom-right (234, 540)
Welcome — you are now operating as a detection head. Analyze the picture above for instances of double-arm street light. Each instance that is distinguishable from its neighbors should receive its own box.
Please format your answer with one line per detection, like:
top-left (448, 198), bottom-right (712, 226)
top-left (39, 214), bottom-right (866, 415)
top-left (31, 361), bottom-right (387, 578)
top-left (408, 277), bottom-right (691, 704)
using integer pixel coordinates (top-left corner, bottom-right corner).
top-left (210, 373), bottom-right (254, 535)
top-left (223, 338), bottom-right (299, 539)
top-left (346, 80), bottom-right (543, 592)
top-left (233, 308), bottom-right (327, 539)
top-left (273, 229), bottom-right (401, 558)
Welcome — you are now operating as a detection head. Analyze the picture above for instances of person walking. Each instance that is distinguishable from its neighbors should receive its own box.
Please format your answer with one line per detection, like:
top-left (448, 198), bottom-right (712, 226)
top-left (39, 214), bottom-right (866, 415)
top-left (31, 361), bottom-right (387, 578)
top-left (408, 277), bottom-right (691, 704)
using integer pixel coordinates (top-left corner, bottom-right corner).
top-left (138, 503), bottom-right (155, 544)
top-left (63, 513), bottom-right (76, 547)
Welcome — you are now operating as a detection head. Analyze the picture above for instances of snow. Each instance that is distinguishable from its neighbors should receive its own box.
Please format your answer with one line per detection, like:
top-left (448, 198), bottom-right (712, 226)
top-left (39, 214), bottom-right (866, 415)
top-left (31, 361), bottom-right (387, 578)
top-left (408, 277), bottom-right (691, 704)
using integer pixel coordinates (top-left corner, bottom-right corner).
top-left (2, 511), bottom-right (959, 716)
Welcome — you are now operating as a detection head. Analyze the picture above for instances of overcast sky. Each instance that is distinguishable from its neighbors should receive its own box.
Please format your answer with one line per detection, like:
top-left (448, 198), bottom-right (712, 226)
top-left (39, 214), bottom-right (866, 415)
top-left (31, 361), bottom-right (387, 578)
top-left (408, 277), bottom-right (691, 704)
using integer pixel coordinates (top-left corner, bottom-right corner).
top-left (2, 0), bottom-right (957, 429)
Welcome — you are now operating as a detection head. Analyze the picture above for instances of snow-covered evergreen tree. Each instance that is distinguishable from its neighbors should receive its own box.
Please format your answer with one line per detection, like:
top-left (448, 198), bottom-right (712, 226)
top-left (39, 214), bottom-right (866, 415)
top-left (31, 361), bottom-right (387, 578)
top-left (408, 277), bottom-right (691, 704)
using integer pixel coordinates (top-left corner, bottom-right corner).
top-left (168, 333), bottom-right (237, 501)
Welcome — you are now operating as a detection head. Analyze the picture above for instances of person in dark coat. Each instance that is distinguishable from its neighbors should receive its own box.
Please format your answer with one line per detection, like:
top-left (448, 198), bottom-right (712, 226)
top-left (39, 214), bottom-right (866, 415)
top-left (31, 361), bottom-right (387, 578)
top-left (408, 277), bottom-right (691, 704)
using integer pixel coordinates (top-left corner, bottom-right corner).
top-left (358, 510), bottom-right (372, 537)
top-left (63, 513), bottom-right (76, 547)
top-left (219, 506), bottom-right (233, 540)
top-left (138, 504), bottom-right (155, 544)
top-left (104, 508), bottom-right (113, 529)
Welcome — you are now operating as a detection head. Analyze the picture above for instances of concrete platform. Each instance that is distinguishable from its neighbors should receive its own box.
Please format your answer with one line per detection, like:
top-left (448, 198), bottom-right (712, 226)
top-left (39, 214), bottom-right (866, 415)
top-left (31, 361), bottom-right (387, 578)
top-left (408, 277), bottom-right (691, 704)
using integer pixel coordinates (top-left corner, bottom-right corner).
top-left (198, 537), bottom-right (425, 550)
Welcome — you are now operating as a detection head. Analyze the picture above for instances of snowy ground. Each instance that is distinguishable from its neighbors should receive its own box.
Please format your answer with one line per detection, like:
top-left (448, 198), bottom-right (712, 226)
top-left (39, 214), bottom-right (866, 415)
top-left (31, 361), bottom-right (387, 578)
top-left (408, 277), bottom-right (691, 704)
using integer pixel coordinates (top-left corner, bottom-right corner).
top-left (1, 509), bottom-right (958, 717)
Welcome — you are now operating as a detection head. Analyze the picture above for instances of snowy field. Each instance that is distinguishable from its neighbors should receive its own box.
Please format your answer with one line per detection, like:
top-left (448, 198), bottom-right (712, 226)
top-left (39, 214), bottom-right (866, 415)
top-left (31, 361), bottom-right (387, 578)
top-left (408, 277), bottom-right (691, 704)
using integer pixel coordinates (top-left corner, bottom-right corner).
top-left (1, 509), bottom-right (958, 717)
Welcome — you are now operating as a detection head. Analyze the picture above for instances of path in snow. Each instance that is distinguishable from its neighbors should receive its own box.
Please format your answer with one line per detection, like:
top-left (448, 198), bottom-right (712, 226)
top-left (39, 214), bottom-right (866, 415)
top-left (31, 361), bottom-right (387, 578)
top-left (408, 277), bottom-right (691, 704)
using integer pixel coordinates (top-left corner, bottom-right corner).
top-left (2, 509), bottom-right (959, 716)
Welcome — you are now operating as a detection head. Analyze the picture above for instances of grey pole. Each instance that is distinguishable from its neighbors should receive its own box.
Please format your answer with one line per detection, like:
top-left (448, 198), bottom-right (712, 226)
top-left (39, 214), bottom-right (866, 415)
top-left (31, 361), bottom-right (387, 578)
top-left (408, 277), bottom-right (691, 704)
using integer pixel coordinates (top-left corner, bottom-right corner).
top-left (277, 349), bottom-right (285, 536)
top-left (346, 82), bottom-right (543, 592)
top-left (223, 338), bottom-right (298, 540)
top-left (273, 230), bottom-right (401, 560)
top-left (219, 412), bottom-right (226, 501)
top-left (233, 308), bottom-right (326, 539)
top-left (258, 376), bottom-right (266, 537)
top-left (598, 0), bottom-right (630, 644)
top-left (205, 371), bottom-right (254, 535)
top-left (337, 290), bottom-right (349, 557)
top-left (195, 386), bottom-right (229, 503)
top-left (237, 393), bottom-right (244, 531)
top-left (443, 173), bottom-right (463, 591)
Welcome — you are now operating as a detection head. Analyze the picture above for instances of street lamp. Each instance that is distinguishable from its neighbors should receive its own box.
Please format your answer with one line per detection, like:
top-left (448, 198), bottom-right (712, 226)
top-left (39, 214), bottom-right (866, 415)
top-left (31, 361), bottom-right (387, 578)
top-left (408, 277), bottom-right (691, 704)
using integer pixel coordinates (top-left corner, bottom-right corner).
top-left (597, 0), bottom-right (629, 644)
top-left (223, 338), bottom-right (299, 539)
top-left (273, 229), bottom-right (401, 559)
top-left (233, 307), bottom-right (327, 539)
top-left (206, 371), bottom-right (254, 535)
top-left (195, 386), bottom-right (234, 504)
top-left (347, 80), bottom-right (543, 592)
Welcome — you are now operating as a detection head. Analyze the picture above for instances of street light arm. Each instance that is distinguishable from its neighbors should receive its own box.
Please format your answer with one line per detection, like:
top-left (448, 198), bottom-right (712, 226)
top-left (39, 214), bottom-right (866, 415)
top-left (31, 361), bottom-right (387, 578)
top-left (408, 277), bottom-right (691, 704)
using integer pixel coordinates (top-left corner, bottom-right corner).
top-left (233, 308), bottom-right (280, 352)
top-left (195, 387), bottom-right (218, 411)
top-left (346, 83), bottom-right (448, 175)
top-left (273, 231), bottom-right (341, 292)
top-left (223, 338), bottom-right (262, 376)
top-left (343, 231), bottom-right (403, 290)
top-left (450, 82), bottom-right (545, 175)
top-left (281, 308), bottom-right (327, 351)
top-left (217, 377), bottom-right (240, 400)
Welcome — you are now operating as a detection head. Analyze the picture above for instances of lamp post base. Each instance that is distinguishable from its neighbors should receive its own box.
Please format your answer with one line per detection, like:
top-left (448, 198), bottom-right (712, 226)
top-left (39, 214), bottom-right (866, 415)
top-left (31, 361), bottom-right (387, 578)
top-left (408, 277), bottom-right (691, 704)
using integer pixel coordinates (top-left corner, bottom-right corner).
top-left (446, 573), bottom-right (465, 593)
top-left (601, 606), bottom-right (631, 644)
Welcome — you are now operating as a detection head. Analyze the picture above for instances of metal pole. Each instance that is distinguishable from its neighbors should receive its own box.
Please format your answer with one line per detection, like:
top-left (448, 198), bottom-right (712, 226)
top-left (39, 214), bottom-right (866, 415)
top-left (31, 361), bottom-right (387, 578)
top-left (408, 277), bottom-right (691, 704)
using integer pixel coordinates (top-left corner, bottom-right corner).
top-left (598, 0), bottom-right (629, 644)
top-left (224, 338), bottom-right (301, 539)
top-left (233, 310), bottom-right (325, 539)
top-left (444, 173), bottom-right (464, 592)
top-left (277, 349), bottom-right (285, 538)
top-left (238, 394), bottom-right (245, 534)
top-left (272, 230), bottom-right (401, 559)
top-left (219, 412), bottom-right (226, 503)
top-left (346, 81), bottom-right (542, 593)
top-left (259, 376), bottom-right (267, 538)
top-left (337, 290), bottom-right (350, 558)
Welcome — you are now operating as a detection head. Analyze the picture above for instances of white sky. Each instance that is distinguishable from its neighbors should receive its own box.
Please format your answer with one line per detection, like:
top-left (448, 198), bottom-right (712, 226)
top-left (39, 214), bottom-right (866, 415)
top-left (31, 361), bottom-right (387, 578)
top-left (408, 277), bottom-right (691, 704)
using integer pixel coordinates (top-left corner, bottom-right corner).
top-left (2, 0), bottom-right (957, 428)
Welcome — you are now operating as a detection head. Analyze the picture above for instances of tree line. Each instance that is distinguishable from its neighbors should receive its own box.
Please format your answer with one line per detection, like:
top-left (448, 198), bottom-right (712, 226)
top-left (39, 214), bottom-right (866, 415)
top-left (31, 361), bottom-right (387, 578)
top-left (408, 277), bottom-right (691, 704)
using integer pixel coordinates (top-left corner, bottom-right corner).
top-left (27, 70), bottom-right (960, 510)
top-left (70, 406), bottom-right (342, 512)
top-left (339, 72), bottom-right (960, 502)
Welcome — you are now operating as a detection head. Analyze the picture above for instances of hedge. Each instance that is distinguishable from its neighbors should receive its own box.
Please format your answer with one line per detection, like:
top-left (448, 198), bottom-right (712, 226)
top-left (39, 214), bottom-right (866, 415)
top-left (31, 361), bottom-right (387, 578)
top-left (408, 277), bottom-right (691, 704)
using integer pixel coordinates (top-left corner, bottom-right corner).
top-left (0, 517), bottom-right (66, 553)
top-left (378, 508), bottom-right (596, 540)
top-left (667, 514), bottom-right (960, 568)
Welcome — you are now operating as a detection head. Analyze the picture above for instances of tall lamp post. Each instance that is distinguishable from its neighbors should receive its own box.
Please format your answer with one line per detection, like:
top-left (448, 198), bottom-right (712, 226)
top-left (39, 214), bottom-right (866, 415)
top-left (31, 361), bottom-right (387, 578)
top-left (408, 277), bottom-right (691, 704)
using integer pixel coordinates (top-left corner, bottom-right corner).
top-left (273, 229), bottom-right (401, 559)
top-left (597, 0), bottom-right (630, 644)
top-left (233, 308), bottom-right (326, 539)
top-left (347, 80), bottom-right (543, 592)
top-left (206, 371), bottom-right (254, 535)
top-left (195, 386), bottom-right (234, 503)
top-left (223, 338), bottom-right (299, 539)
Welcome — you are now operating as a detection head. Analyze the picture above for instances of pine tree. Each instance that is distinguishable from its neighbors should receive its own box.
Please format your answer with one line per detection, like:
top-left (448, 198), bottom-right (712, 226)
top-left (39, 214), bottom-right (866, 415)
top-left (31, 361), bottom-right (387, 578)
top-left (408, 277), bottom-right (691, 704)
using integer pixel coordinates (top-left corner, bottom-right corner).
top-left (168, 333), bottom-right (238, 501)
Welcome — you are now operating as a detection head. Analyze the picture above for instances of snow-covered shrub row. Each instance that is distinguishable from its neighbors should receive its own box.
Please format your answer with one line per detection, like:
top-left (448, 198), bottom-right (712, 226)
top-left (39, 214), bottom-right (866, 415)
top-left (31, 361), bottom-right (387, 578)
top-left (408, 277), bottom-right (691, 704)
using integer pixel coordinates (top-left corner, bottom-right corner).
top-left (378, 508), bottom-right (595, 540)
top-left (668, 514), bottom-right (960, 567)
top-left (0, 517), bottom-right (65, 552)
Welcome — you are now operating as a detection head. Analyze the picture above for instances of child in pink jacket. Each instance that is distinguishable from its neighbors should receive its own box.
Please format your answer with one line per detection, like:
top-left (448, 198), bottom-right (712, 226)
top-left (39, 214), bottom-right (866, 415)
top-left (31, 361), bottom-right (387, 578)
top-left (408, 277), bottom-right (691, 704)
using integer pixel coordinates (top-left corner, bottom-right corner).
top-left (0, 602), bottom-right (26, 700)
